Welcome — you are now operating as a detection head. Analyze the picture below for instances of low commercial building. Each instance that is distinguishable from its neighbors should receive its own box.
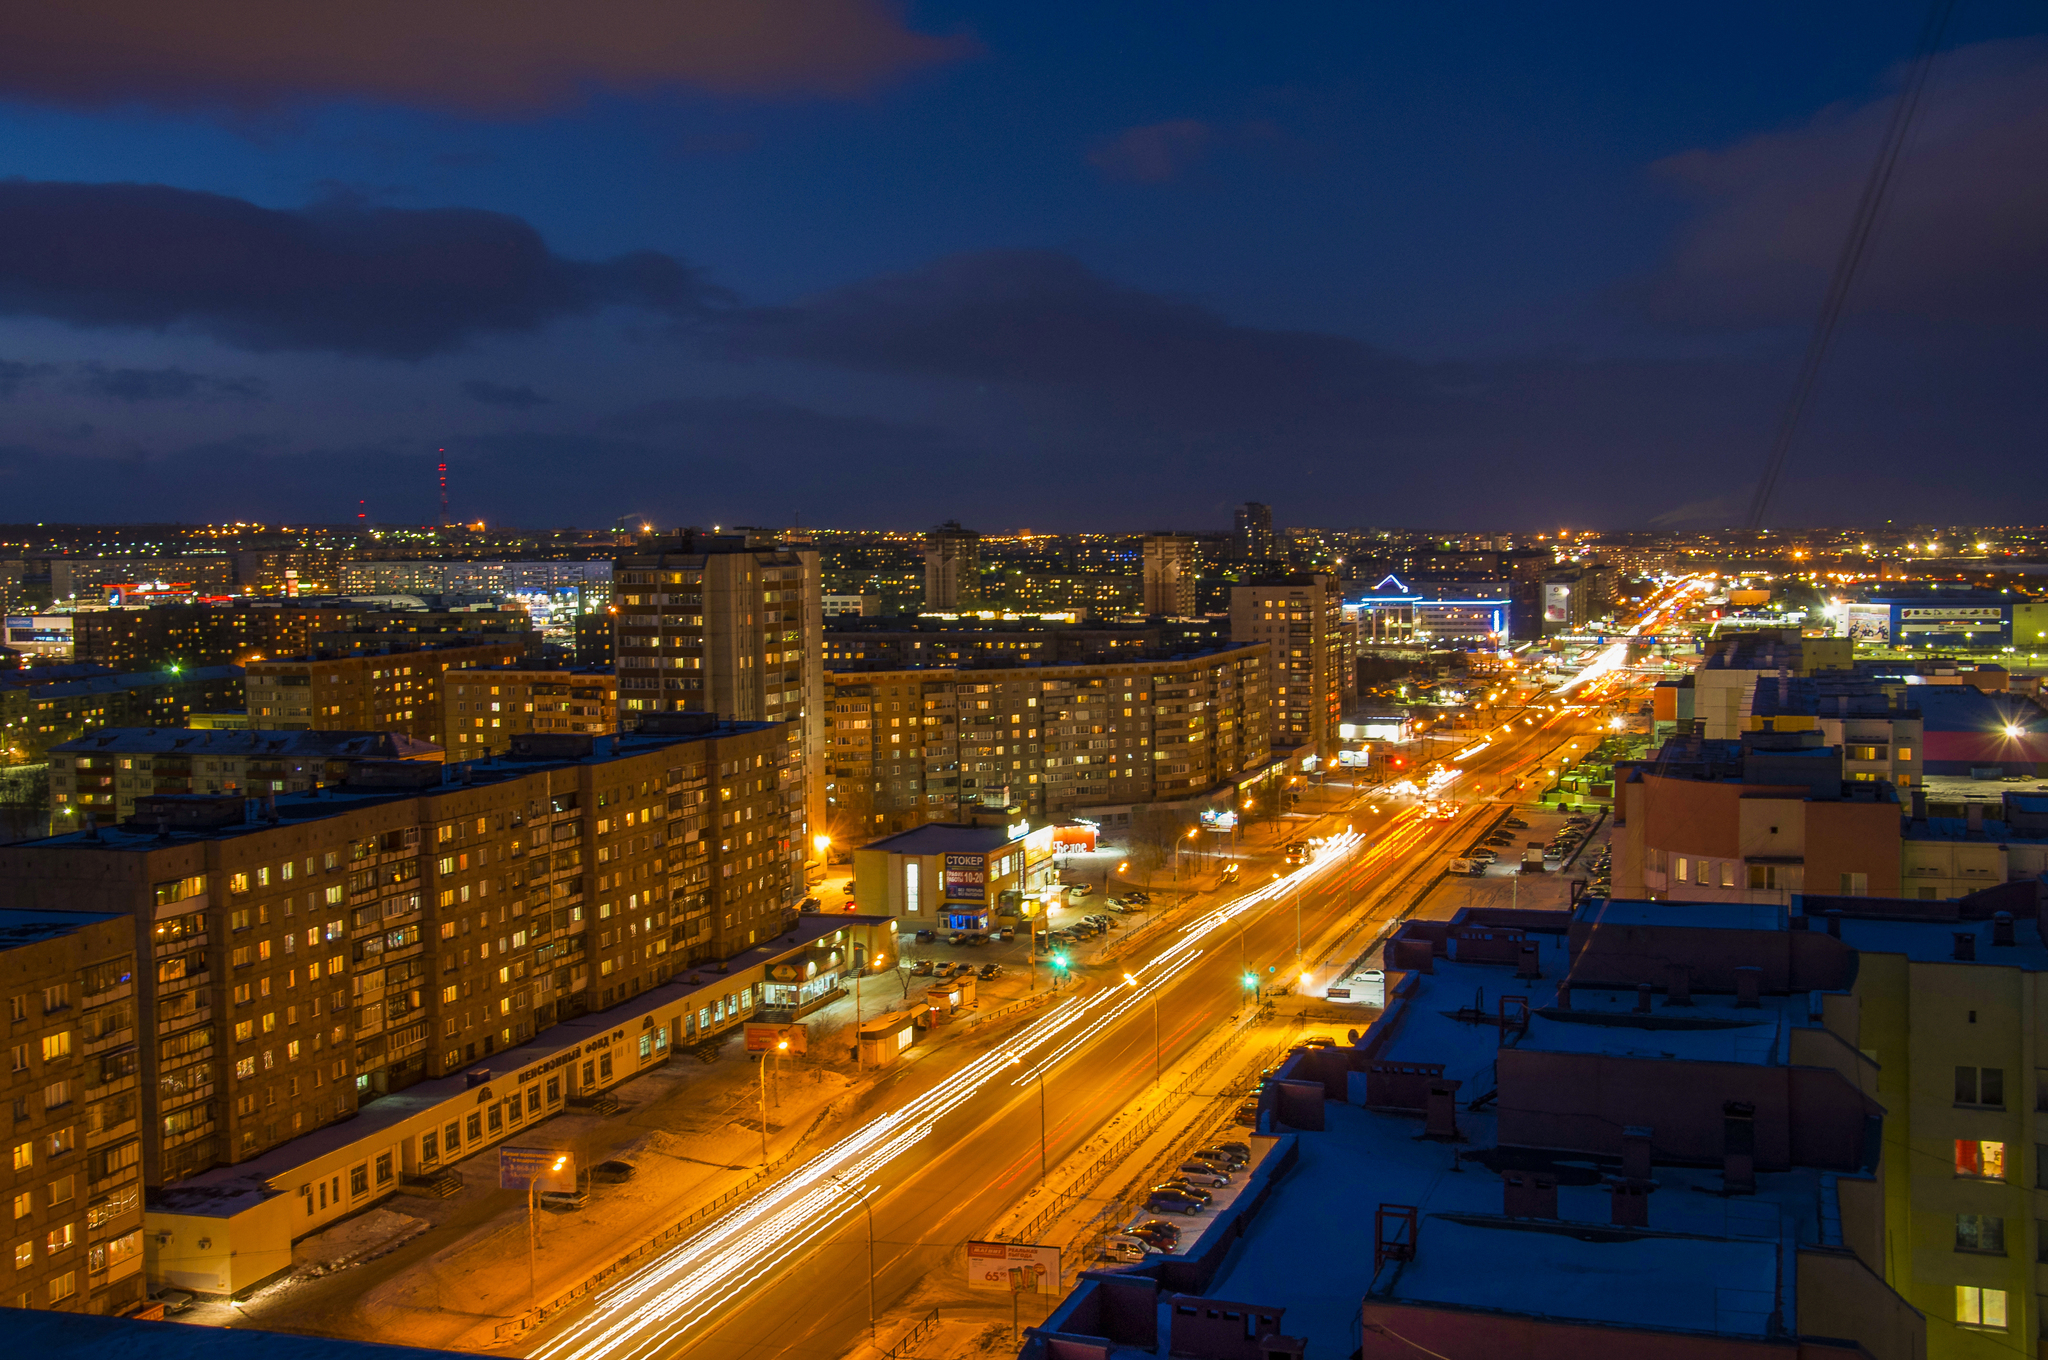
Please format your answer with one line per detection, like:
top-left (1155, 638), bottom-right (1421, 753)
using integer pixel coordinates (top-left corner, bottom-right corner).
top-left (851, 818), bottom-right (1054, 932)
top-left (0, 717), bottom-right (799, 1191)
top-left (0, 909), bottom-right (145, 1317)
top-left (1906, 685), bottom-right (2048, 778)
top-left (47, 729), bottom-right (444, 822)
top-left (1844, 589), bottom-right (2048, 650)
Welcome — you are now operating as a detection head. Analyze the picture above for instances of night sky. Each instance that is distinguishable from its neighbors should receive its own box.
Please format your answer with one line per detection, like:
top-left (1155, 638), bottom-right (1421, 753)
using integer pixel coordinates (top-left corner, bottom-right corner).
top-left (1, 2), bottom-right (2043, 531)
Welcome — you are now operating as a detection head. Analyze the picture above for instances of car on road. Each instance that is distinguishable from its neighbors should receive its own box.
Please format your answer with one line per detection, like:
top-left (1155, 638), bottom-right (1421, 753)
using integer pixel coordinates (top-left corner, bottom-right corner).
top-left (977, 963), bottom-right (1002, 980)
top-left (914, 929), bottom-right (936, 943)
top-left (1128, 1220), bottom-right (1181, 1250)
top-left (997, 926), bottom-right (1016, 941)
top-left (1066, 883), bottom-right (1094, 898)
top-left (1154, 1180), bottom-right (1214, 1204)
top-left (910, 960), bottom-right (935, 976)
top-left (799, 896), bottom-right (821, 914)
top-left (1145, 1190), bottom-right (1205, 1215)
top-left (1175, 1163), bottom-right (1231, 1186)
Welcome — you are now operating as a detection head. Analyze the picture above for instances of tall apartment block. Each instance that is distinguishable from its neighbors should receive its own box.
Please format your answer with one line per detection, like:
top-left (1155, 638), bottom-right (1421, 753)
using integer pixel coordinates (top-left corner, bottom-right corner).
top-left (922, 522), bottom-right (981, 612)
top-left (1139, 534), bottom-right (1199, 617)
top-left (611, 531), bottom-right (823, 867)
top-left (823, 642), bottom-right (1272, 838)
top-left (245, 640), bottom-right (525, 750)
top-left (0, 717), bottom-right (791, 1189)
top-left (1230, 573), bottom-right (1353, 761)
top-left (70, 602), bottom-right (533, 672)
top-left (1, 909), bottom-right (145, 1316)
top-left (1233, 502), bottom-right (1276, 561)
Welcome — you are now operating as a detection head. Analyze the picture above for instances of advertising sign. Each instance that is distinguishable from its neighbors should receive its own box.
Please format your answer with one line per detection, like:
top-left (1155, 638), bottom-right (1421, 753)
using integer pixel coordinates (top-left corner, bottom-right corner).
top-left (944, 852), bottom-right (987, 902)
top-left (967, 1241), bottom-right (1060, 1294)
top-left (1544, 584), bottom-right (1572, 623)
top-left (745, 1022), bottom-right (808, 1054)
top-left (499, 1147), bottom-right (576, 1192)
top-left (1900, 606), bottom-right (2001, 621)
top-left (1337, 748), bottom-right (1370, 768)
top-left (1841, 604), bottom-right (1890, 643)
top-left (1199, 807), bottom-right (1239, 831)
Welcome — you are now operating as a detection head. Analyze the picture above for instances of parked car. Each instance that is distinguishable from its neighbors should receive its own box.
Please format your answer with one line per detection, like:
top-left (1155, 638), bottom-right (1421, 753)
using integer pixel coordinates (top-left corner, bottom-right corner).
top-left (1465, 849), bottom-right (1497, 862)
top-left (799, 896), bottom-right (821, 914)
top-left (156, 1290), bottom-right (195, 1316)
top-left (1566, 815), bottom-right (1592, 827)
top-left (539, 1188), bottom-right (589, 1211)
top-left (1153, 1180), bottom-right (1214, 1204)
top-left (1123, 891), bottom-right (1151, 905)
top-left (1503, 818), bottom-right (1529, 829)
top-left (951, 962), bottom-right (976, 977)
top-left (1213, 1141), bottom-right (1252, 1159)
top-left (1175, 1163), bottom-right (1230, 1187)
top-left (910, 960), bottom-right (935, 976)
top-left (914, 929), bottom-right (936, 943)
top-left (1483, 835), bottom-right (1514, 847)
top-left (998, 926), bottom-right (1016, 941)
top-left (977, 963), bottom-right (1002, 980)
top-left (591, 1159), bottom-right (637, 1183)
top-left (1066, 883), bottom-right (1094, 898)
top-left (1193, 1146), bottom-right (1247, 1169)
top-left (1232, 1102), bottom-right (1260, 1127)
top-left (1145, 1191), bottom-right (1204, 1215)
top-left (1128, 1220), bottom-right (1182, 1250)
top-left (948, 932), bottom-right (969, 945)
top-left (1102, 1238), bottom-right (1148, 1263)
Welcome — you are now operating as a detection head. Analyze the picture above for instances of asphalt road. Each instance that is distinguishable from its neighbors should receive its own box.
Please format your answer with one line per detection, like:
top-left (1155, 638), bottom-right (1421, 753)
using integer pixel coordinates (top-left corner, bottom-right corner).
top-left (516, 693), bottom-right (1616, 1360)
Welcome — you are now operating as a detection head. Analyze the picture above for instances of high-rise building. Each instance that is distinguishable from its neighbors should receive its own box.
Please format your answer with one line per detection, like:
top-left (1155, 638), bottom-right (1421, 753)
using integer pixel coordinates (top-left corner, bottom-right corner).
top-left (68, 602), bottom-right (534, 673)
top-left (1230, 574), bottom-right (1352, 761)
top-left (612, 532), bottom-right (823, 866)
top-left (1233, 503), bottom-right (1277, 562)
top-left (1139, 534), bottom-right (1199, 617)
top-left (0, 909), bottom-right (145, 1316)
top-left (922, 522), bottom-right (981, 612)
top-left (823, 642), bottom-right (1272, 838)
top-left (0, 718), bottom-right (792, 1188)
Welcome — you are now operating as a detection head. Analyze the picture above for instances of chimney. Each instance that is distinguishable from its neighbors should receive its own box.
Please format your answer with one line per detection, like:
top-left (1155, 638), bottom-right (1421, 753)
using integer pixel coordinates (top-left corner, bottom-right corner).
top-left (1722, 1101), bottom-right (1756, 1195)
top-left (1516, 942), bottom-right (1541, 979)
top-left (1665, 965), bottom-right (1691, 1006)
top-left (1424, 1079), bottom-right (1462, 1140)
top-left (1622, 1126), bottom-right (1653, 1179)
top-left (1734, 966), bottom-right (1761, 1009)
top-left (1993, 912), bottom-right (2016, 947)
top-left (1633, 983), bottom-right (1652, 1015)
top-left (1953, 931), bottom-right (1977, 962)
top-left (1825, 909), bottom-right (1843, 938)
top-left (83, 810), bottom-right (99, 842)
top-left (1502, 1171), bottom-right (1557, 1219)
top-left (1967, 803), bottom-right (1985, 835)
top-left (465, 1068), bottom-right (492, 1089)
top-left (1610, 1180), bottom-right (1650, 1227)
top-left (1911, 789), bottom-right (1928, 821)
top-left (1555, 981), bottom-right (1572, 1011)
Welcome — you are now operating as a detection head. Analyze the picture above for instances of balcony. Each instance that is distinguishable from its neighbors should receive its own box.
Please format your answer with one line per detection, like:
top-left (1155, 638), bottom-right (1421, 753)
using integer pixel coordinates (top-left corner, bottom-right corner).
top-left (153, 933), bottom-right (207, 958)
top-left (157, 968), bottom-right (208, 997)
top-left (82, 1026), bottom-right (134, 1057)
top-left (156, 1006), bottom-right (211, 1038)
top-left (161, 1119), bottom-right (216, 1150)
top-left (80, 981), bottom-right (132, 1011)
top-left (86, 1118), bottom-right (138, 1149)
top-left (82, 1074), bottom-right (137, 1105)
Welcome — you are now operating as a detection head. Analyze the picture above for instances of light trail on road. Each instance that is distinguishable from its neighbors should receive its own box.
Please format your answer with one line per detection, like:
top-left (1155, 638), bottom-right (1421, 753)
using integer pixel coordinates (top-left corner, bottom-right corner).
top-left (530, 834), bottom-right (1368, 1360)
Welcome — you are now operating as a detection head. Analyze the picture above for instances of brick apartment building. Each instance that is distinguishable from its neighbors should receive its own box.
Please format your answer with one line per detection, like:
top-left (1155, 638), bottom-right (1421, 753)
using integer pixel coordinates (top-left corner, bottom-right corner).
top-left (823, 643), bottom-right (1272, 840)
top-left (69, 602), bottom-right (534, 673)
top-left (244, 641), bottom-right (524, 749)
top-left (46, 730), bottom-right (443, 822)
top-left (1230, 574), bottom-right (1353, 762)
top-left (0, 717), bottom-right (796, 1189)
top-left (1, 910), bottom-right (145, 1316)
top-left (2, 665), bottom-right (246, 765)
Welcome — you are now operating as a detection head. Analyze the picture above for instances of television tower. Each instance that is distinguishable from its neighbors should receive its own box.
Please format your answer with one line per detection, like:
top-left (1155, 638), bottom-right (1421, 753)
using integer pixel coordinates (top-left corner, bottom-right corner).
top-left (437, 454), bottom-right (449, 528)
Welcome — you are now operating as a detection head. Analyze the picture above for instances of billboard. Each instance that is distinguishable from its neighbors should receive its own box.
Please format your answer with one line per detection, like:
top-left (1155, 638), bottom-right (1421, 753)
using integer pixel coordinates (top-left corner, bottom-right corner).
top-left (944, 852), bottom-right (987, 901)
top-left (498, 1147), bottom-right (576, 1192)
top-left (1842, 604), bottom-right (1890, 643)
top-left (745, 1023), bottom-right (808, 1054)
top-left (1337, 748), bottom-right (1370, 767)
top-left (967, 1240), bottom-right (1060, 1294)
top-left (1544, 584), bottom-right (1572, 624)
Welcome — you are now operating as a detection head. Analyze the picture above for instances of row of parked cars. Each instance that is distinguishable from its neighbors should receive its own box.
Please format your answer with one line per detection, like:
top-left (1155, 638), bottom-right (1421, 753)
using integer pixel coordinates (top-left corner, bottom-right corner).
top-left (909, 959), bottom-right (1003, 980)
top-left (1105, 1141), bottom-right (1255, 1262)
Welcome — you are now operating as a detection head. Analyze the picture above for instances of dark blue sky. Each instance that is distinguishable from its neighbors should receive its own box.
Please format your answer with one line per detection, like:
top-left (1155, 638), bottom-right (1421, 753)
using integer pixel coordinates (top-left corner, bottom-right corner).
top-left (1, 1), bottom-right (2043, 531)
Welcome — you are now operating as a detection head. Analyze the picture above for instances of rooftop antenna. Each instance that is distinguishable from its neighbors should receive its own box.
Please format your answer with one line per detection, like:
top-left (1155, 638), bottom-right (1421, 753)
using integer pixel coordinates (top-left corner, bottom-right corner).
top-left (437, 455), bottom-right (449, 528)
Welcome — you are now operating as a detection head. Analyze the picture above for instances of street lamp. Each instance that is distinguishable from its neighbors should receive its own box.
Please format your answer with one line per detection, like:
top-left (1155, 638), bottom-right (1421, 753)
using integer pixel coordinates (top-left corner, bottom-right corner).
top-left (827, 1173), bottom-right (878, 1342)
top-left (528, 1153), bottom-right (570, 1308)
top-left (1124, 973), bottom-right (1159, 1085)
top-left (759, 1037), bottom-right (788, 1163)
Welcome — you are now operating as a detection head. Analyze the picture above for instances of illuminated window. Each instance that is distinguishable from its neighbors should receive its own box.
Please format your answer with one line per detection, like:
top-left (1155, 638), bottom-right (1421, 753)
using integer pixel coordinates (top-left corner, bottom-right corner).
top-left (1955, 1140), bottom-right (2006, 1179)
top-left (1956, 1285), bottom-right (2006, 1329)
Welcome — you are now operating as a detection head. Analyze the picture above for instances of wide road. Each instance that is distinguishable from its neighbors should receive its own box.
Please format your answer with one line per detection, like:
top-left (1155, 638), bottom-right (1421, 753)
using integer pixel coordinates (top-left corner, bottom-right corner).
top-left (519, 701), bottom-right (1612, 1360)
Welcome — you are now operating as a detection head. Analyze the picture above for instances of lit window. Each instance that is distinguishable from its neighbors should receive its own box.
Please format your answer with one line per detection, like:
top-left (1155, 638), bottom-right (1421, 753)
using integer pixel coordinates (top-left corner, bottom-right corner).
top-left (1956, 1285), bottom-right (2007, 1329)
top-left (1955, 1140), bottom-right (2006, 1179)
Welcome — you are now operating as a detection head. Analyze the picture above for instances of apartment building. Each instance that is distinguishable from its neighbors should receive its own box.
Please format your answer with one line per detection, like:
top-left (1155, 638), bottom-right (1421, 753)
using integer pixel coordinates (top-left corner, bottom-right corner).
top-left (440, 665), bottom-right (618, 755)
top-left (69, 602), bottom-right (534, 673)
top-left (1139, 534), bottom-right (1198, 617)
top-left (822, 643), bottom-right (1271, 839)
top-left (0, 717), bottom-right (794, 1189)
top-left (1612, 730), bottom-right (1904, 902)
top-left (1695, 630), bottom-right (1856, 739)
top-left (1229, 574), bottom-right (1353, 761)
top-left (613, 531), bottom-right (823, 867)
top-left (2, 665), bottom-right (247, 766)
top-left (823, 616), bottom-right (1228, 670)
top-left (47, 730), bottom-right (443, 822)
top-left (923, 522), bottom-right (981, 612)
top-left (49, 558), bottom-right (236, 603)
top-left (244, 641), bottom-right (523, 748)
top-left (1, 910), bottom-right (145, 1317)
top-left (1748, 673), bottom-right (1925, 789)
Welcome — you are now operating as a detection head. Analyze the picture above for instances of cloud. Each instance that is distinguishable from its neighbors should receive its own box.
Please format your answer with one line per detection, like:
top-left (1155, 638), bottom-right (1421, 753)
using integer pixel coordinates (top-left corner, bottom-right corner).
top-left (0, 359), bottom-right (57, 397)
top-left (462, 379), bottom-right (551, 409)
top-left (1088, 120), bottom-right (1213, 183)
top-left (0, 0), bottom-right (970, 116)
top-left (76, 363), bottom-right (267, 401)
top-left (1645, 37), bottom-right (2048, 330)
top-left (0, 180), bottom-right (722, 359)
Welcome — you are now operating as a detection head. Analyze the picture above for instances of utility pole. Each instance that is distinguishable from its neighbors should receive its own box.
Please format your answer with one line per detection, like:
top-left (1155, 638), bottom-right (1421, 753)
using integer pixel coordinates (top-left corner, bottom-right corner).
top-left (828, 1174), bottom-right (877, 1342)
top-left (1038, 1070), bottom-right (1048, 1184)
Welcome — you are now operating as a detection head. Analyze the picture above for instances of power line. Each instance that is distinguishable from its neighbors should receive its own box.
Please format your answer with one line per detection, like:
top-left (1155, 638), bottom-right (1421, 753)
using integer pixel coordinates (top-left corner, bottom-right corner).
top-left (1744, 0), bottom-right (1957, 531)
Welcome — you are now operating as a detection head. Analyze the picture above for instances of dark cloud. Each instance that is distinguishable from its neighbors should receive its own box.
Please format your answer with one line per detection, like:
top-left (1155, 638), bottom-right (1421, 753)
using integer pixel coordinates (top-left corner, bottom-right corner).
top-left (0, 180), bottom-right (723, 359)
top-left (0, 359), bottom-right (57, 397)
top-left (1645, 37), bottom-right (2048, 331)
top-left (75, 363), bottom-right (266, 401)
top-left (1088, 120), bottom-right (1213, 183)
top-left (462, 379), bottom-right (551, 409)
top-left (0, 0), bottom-right (970, 116)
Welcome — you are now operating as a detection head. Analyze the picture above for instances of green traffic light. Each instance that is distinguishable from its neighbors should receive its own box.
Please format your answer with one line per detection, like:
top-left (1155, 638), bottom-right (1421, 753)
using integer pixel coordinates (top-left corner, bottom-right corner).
top-left (1242, 973), bottom-right (1257, 989)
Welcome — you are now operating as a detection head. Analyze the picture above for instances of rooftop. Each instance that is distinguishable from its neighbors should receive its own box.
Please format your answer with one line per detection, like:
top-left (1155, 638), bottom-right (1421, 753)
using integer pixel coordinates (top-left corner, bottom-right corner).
top-left (0, 907), bottom-right (126, 951)
top-left (51, 728), bottom-right (443, 760)
top-left (858, 822), bottom-right (1023, 855)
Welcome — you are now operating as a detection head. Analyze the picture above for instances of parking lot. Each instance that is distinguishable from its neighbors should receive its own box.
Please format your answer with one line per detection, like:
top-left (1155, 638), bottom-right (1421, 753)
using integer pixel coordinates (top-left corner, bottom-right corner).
top-left (1108, 1133), bottom-right (1277, 1262)
top-left (1453, 805), bottom-right (1605, 878)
